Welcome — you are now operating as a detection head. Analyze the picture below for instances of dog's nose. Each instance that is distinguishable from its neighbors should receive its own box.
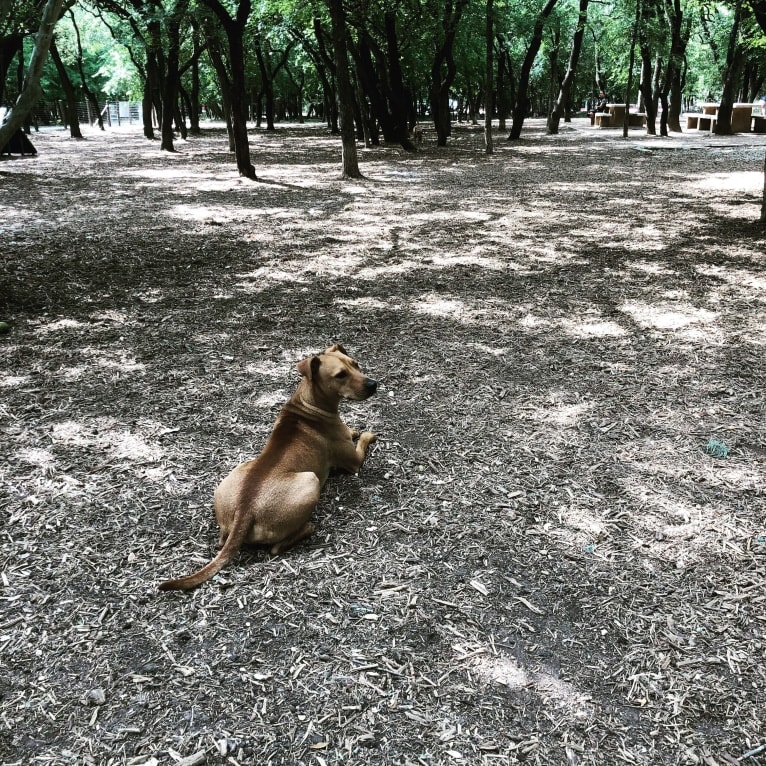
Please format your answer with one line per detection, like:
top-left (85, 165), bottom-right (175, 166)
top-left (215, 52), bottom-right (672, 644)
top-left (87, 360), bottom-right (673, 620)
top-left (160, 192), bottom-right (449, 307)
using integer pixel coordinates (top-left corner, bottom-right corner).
top-left (365, 378), bottom-right (378, 395)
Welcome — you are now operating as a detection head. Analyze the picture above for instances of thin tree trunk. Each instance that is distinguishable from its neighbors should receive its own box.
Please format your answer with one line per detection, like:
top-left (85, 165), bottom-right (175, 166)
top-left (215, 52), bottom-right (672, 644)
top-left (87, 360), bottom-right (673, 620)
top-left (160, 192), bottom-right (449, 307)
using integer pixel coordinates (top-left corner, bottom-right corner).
top-left (548, 0), bottom-right (589, 134)
top-left (508, 0), bottom-right (558, 139)
top-left (199, 0), bottom-right (256, 178)
top-left (69, 9), bottom-right (104, 129)
top-left (49, 38), bottom-right (83, 138)
top-left (0, 0), bottom-right (66, 150)
top-left (715, 0), bottom-right (743, 135)
top-left (761, 151), bottom-right (766, 223)
top-left (623, 0), bottom-right (640, 138)
top-left (485, 0), bottom-right (493, 154)
top-left (327, 0), bottom-right (362, 178)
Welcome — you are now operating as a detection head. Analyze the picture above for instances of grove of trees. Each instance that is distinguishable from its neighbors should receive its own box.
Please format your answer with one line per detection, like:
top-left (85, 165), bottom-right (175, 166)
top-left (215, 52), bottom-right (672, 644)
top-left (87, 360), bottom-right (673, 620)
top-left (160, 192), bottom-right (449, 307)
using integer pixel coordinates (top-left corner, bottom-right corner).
top-left (2, 0), bottom-right (766, 175)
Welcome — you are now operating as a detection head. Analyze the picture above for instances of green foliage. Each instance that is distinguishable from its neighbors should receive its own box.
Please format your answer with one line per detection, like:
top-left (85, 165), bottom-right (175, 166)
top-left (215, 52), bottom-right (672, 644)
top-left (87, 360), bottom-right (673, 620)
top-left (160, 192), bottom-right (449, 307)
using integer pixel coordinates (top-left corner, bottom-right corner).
top-left (7, 0), bottom-right (764, 127)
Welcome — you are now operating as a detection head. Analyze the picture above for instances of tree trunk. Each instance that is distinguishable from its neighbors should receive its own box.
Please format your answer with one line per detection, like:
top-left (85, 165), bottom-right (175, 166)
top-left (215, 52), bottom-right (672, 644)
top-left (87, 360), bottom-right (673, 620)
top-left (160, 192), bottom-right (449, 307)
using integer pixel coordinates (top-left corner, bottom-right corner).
top-left (637, 0), bottom-right (657, 136)
top-left (761, 151), bottom-right (766, 223)
top-left (0, 0), bottom-right (65, 151)
top-left (623, 0), bottom-right (639, 138)
top-left (68, 9), bottom-right (104, 130)
top-left (485, 0), bottom-right (493, 154)
top-left (508, 0), bottom-right (558, 139)
top-left (715, 0), bottom-right (744, 135)
top-left (548, 0), bottom-right (589, 134)
top-left (327, 0), bottom-right (362, 178)
top-left (200, 0), bottom-right (256, 178)
top-left (204, 31), bottom-right (235, 149)
top-left (254, 37), bottom-right (276, 131)
top-left (383, 11), bottom-right (416, 150)
top-left (429, 0), bottom-right (469, 146)
top-left (160, 0), bottom-right (188, 152)
top-left (49, 38), bottom-right (83, 138)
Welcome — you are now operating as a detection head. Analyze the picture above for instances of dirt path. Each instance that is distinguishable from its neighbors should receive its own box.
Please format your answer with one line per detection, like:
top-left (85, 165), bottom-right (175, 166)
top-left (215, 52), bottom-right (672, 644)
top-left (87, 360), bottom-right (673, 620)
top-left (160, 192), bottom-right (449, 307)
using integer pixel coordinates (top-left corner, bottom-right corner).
top-left (1, 119), bottom-right (765, 766)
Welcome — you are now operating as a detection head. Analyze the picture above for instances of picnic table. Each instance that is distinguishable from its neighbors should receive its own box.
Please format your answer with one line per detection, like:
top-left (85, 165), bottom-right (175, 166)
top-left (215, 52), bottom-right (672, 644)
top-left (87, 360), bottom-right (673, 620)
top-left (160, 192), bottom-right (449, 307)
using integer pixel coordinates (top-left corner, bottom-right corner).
top-left (686, 102), bottom-right (758, 133)
top-left (594, 103), bottom-right (646, 128)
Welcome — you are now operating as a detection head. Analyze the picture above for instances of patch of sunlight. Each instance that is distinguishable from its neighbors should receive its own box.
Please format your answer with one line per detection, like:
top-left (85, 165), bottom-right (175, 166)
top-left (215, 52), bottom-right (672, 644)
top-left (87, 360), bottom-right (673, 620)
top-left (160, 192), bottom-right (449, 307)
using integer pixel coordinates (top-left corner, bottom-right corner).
top-left (35, 318), bottom-right (87, 334)
top-left (355, 259), bottom-right (423, 280)
top-left (59, 365), bottom-right (90, 381)
top-left (167, 204), bottom-right (244, 222)
top-left (520, 312), bottom-right (625, 338)
top-left (134, 288), bottom-right (163, 303)
top-left (413, 296), bottom-right (467, 319)
top-left (236, 267), bottom-right (309, 292)
top-left (531, 399), bottom-right (592, 427)
top-left (91, 310), bottom-right (129, 324)
top-left (519, 313), bottom-right (553, 330)
top-left (16, 447), bottom-right (56, 468)
top-left (244, 360), bottom-right (291, 378)
top-left (410, 210), bottom-right (492, 223)
top-left (0, 374), bottom-right (30, 388)
top-left (472, 655), bottom-right (593, 719)
top-left (689, 171), bottom-right (761, 192)
top-left (558, 504), bottom-right (607, 539)
top-left (252, 391), bottom-right (289, 408)
top-left (697, 264), bottom-right (766, 295)
top-left (560, 317), bottom-right (627, 338)
top-left (51, 419), bottom-right (163, 462)
top-left (628, 259), bottom-right (677, 276)
top-left (620, 300), bottom-right (717, 331)
top-left (91, 351), bottom-right (146, 373)
top-left (428, 252), bottom-right (507, 270)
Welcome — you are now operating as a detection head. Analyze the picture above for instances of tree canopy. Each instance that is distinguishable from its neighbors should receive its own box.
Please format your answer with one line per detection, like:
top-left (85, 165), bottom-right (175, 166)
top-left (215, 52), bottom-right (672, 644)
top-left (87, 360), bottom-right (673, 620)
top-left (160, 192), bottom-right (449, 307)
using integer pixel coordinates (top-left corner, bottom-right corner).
top-left (1, 0), bottom-right (765, 165)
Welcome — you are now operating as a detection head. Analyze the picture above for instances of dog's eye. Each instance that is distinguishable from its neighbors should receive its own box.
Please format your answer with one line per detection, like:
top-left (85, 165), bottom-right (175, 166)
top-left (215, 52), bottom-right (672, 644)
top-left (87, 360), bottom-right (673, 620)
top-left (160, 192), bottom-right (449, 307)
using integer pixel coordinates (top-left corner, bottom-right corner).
top-left (335, 370), bottom-right (348, 379)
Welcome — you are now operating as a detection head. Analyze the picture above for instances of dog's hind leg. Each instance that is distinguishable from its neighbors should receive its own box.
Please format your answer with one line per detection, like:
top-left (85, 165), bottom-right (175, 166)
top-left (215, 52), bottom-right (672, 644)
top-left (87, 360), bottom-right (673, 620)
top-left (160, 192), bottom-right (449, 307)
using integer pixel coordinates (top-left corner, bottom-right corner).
top-left (270, 521), bottom-right (316, 554)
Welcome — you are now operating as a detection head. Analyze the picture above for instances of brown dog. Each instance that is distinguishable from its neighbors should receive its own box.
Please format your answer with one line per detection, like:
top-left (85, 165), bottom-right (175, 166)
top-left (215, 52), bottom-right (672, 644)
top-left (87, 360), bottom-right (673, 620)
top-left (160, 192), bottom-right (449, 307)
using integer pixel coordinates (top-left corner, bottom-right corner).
top-left (159, 344), bottom-right (378, 591)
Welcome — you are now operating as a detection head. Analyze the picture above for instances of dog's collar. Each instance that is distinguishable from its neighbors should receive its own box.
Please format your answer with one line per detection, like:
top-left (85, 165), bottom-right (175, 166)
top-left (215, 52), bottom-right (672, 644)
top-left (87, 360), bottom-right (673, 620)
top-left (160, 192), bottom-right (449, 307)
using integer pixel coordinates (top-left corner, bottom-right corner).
top-left (298, 396), bottom-right (336, 419)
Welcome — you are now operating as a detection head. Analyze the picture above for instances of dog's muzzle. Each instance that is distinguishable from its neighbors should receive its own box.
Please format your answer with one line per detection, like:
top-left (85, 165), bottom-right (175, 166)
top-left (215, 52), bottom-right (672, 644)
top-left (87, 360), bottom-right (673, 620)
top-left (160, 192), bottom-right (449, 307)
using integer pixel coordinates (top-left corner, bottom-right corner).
top-left (365, 378), bottom-right (378, 397)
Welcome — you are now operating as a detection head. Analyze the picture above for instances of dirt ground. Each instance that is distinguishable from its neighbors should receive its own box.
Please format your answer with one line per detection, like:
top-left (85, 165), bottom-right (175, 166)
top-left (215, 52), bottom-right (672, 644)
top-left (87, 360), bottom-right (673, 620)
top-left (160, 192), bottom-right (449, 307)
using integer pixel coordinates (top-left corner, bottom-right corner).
top-left (1, 118), bottom-right (765, 766)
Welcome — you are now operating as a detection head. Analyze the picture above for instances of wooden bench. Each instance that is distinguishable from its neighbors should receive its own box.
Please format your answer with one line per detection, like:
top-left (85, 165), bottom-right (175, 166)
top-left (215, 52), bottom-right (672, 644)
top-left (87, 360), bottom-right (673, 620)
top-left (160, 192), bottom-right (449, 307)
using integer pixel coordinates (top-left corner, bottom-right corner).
top-left (594, 112), bottom-right (612, 127)
top-left (753, 115), bottom-right (766, 134)
top-left (686, 113), bottom-right (717, 131)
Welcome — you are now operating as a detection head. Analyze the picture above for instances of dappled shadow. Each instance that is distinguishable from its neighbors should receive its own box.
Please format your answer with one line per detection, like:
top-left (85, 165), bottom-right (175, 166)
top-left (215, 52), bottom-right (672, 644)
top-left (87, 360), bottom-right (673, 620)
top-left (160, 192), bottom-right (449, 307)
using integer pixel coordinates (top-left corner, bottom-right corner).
top-left (1, 121), bottom-right (764, 766)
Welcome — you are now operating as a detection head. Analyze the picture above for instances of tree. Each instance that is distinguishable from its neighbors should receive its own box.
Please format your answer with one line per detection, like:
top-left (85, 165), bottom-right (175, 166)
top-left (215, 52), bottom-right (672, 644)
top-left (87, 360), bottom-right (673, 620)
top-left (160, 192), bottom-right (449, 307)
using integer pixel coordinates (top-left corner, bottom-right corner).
top-left (159, 0), bottom-right (190, 151)
top-left (199, 0), bottom-right (256, 178)
top-left (508, 0), bottom-right (559, 140)
top-left (715, 0), bottom-right (745, 134)
top-left (49, 36), bottom-right (83, 137)
top-left (548, 0), bottom-right (589, 134)
top-left (0, 0), bottom-right (66, 151)
top-left (326, 0), bottom-right (361, 178)
top-left (485, 0), bottom-right (493, 153)
top-left (430, 0), bottom-right (470, 146)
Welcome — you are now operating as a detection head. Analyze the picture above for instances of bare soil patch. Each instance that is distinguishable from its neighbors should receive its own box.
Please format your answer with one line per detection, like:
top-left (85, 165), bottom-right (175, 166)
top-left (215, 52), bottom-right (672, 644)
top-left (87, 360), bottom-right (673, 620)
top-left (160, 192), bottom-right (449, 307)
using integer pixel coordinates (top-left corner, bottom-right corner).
top-left (1, 119), bottom-right (765, 766)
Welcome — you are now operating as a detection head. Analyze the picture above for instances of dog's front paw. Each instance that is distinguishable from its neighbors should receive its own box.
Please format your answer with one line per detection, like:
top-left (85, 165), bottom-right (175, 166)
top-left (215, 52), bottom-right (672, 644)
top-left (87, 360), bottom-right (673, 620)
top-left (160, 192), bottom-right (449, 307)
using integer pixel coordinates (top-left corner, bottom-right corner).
top-left (359, 431), bottom-right (378, 446)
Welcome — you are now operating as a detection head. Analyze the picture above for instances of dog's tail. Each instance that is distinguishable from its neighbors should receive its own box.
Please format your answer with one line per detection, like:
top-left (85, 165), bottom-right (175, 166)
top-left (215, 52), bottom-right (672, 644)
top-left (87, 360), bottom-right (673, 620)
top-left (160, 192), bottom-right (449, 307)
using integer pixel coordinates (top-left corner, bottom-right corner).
top-left (158, 513), bottom-right (248, 592)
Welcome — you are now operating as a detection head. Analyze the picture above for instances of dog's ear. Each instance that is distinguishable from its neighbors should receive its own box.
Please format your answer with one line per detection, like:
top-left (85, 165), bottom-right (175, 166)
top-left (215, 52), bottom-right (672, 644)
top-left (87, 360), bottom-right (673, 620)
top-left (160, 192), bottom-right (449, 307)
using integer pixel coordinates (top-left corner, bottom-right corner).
top-left (325, 343), bottom-right (347, 355)
top-left (297, 355), bottom-right (321, 379)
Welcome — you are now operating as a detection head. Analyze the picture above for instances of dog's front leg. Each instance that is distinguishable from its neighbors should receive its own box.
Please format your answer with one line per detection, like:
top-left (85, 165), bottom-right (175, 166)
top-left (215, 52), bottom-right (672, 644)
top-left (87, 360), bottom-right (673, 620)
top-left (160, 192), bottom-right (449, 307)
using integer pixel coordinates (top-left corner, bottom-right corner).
top-left (354, 431), bottom-right (377, 464)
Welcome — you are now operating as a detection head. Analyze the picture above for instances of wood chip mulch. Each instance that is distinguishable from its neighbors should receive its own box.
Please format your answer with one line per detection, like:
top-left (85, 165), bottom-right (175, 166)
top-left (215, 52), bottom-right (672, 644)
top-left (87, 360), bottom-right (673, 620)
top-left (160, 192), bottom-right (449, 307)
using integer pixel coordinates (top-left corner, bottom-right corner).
top-left (1, 119), bottom-right (764, 766)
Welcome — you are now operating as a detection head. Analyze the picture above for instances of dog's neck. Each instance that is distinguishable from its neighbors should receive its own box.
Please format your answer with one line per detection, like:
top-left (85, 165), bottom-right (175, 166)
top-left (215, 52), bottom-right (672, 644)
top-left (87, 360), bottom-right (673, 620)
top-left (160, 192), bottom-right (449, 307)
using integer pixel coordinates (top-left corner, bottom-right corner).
top-left (297, 395), bottom-right (337, 418)
top-left (294, 380), bottom-right (339, 418)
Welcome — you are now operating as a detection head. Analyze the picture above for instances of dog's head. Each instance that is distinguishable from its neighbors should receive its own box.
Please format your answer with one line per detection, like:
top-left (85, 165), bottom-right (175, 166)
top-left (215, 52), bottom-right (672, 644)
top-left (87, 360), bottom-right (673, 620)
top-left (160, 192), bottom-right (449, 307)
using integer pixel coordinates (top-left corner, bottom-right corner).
top-left (297, 344), bottom-right (378, 401)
